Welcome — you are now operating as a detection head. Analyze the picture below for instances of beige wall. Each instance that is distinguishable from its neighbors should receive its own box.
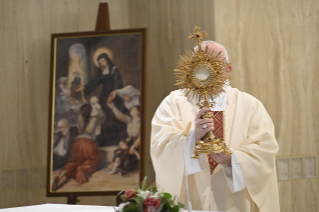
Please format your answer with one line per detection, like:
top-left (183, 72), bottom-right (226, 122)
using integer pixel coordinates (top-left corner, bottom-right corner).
top-left (0, 0), bottom-right (131, 207)
top-left (0, 0), bottom-right (318, 210)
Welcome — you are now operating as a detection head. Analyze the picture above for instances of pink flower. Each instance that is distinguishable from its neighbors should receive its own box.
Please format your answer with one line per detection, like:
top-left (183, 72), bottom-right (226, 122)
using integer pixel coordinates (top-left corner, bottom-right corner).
top-left (124, 190), bottom-right (136, 199)
top-left (143, 198), bottom-right (161, 212)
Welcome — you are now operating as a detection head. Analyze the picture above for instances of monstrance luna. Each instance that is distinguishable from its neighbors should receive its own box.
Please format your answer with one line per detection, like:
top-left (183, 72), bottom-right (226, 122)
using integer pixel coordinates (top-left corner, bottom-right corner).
top-left (174, 26), bottom-right (232, 158)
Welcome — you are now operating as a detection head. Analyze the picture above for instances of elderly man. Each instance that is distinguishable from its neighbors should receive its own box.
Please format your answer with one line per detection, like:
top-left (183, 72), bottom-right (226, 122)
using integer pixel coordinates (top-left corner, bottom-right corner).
top-left (53, 119), bottom-right (78, 170)
top-left (151, 41), bottom-right (280, 212)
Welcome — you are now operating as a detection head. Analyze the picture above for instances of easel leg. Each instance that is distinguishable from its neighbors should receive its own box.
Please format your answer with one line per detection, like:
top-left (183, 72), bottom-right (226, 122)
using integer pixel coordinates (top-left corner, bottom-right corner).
top-left (95, 3), bottom-right (110, 31)
top-left (67, 194), bottom-right (79, 204)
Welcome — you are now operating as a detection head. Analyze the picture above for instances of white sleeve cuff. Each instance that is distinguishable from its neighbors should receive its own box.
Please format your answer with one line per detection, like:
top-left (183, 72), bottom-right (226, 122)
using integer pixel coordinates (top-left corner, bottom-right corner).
top-left (185, 129), bottom-right (205, 175)
top-left (222, 148), bottom-right (246, 193)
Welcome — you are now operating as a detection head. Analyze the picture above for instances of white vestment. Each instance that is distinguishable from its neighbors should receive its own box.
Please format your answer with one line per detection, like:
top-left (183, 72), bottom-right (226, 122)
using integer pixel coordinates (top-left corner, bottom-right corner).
top-left (151, 87), bottom-right (280, 212)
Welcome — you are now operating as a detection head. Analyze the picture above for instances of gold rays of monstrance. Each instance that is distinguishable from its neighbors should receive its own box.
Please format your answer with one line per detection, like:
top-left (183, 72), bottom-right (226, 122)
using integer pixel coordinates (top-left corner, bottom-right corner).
top-left (174, 27), bottom-right (231, 158)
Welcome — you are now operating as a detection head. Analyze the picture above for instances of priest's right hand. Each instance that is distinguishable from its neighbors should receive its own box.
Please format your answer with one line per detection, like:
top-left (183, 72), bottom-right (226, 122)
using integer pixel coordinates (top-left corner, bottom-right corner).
top-left (195, 108), bottom-right (215, 141)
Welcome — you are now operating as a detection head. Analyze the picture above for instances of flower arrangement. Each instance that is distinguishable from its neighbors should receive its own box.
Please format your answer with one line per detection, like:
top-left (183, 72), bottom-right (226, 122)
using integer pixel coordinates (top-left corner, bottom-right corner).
top-left (116, 177), bottom-right (184, 212)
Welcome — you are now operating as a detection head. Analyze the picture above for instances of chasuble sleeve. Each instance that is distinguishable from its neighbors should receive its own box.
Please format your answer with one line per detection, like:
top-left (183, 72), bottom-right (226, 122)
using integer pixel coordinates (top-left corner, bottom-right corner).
top-left (222, 149), bottom-right (246, 193)
top-left (233, 97), bottom-right (280, 212)
top-left (185, 129), bottom-right (206, 175)
top-left (151, 92), bottom-right (188, 198)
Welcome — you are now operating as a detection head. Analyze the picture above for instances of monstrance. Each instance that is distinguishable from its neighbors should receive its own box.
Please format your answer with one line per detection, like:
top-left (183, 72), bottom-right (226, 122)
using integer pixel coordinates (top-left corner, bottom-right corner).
top-left (174, 26), bottom-right (232, 158)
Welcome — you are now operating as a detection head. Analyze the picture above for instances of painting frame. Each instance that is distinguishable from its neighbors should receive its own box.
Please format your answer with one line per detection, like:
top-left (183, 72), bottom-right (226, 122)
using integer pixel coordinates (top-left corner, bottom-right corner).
top-left (46, 28), bottom-right (146, 197)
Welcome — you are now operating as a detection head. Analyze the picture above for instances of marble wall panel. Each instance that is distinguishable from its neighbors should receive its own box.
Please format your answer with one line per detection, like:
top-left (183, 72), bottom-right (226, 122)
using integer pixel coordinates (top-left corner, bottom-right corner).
top-left (304, 156), bottom-right (317, 178)
top-left (1, 170), bottom-right (14, 191)
top-left (277, 158), bottom-right (290, 180)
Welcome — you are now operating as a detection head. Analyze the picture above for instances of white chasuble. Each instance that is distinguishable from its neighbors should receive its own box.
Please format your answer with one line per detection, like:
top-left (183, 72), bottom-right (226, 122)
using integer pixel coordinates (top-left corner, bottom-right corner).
top-left (151, 87), bottom-right (280, 212)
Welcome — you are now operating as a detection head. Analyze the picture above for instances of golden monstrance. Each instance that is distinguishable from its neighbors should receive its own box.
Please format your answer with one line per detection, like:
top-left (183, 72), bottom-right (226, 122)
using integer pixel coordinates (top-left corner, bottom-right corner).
top-left (174, 27), bottom-right (232, 159)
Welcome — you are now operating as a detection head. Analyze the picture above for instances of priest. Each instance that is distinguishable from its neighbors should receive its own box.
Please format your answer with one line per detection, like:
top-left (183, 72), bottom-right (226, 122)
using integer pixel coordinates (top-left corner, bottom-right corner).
top-left (151, 40), bottom-right (280, 212)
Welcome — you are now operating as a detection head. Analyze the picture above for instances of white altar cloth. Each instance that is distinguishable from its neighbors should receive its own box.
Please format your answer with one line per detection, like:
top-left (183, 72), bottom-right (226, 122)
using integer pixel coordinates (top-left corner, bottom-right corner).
top-left (0, 204), bottom-right (109, 212)
top-left (0, 204), bottom-right (224, 212)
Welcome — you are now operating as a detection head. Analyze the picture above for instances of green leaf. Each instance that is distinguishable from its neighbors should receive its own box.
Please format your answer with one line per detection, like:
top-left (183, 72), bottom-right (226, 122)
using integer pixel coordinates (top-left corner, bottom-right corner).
top-left (172, 205), bottom-right (179, 212)
top-left (163, 201), bottom-right (172, 210)
top-left (178, 202), bottom-right (184, 208)
top-left (149, 184), bottom-right (158, 193)
top-left (163, 194), bottom-right (173, 206)
top-left (129, 197), bottom-right (143, 210)
top-left (151, 184), bottom-right (157, 193)
top-left (130, 197), bottom-right (139, 204)
top-left (116, 190), bottom-right (126, 198)
top-left (172, 196), bottom-right (176, 204)
top-left (160, 205), bottom-right (169, 212)
top-left (123, 204), bottom-right (140, 212)
top-left (153, 186), bottom-right (158, 193)
top-left (162, 193), bottom-right (172, 199)
top-left (121, 195), bottom-right (126, 201)
top-left (141, 176), bottom-right (147, 190)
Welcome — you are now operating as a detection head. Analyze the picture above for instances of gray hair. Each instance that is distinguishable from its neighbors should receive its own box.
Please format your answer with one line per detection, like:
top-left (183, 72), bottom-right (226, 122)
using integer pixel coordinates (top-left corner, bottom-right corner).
top-left (194, 40), bottom-right (229, 62)
top-left (57, 119), bottom-right (69, 127)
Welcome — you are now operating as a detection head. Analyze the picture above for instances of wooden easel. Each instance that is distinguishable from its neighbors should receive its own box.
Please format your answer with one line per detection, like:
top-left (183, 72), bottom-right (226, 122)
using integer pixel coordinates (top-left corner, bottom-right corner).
top-left (95, 3), bottom-right (111, 31)
top-left (67, 3), bottom-right (110, 204)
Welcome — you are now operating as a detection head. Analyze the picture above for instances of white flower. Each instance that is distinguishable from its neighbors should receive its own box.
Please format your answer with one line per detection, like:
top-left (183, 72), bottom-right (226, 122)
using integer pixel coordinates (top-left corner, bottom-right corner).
top-left (117, 202), bottom-right (130, 212)
top-left (150, 192), bottom-right (161, 199)
top-left (139, 190), bottom-right (151, 199)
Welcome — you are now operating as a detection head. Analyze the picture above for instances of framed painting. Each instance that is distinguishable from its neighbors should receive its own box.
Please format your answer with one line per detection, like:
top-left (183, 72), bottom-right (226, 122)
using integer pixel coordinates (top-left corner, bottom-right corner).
top-left (46, 28), bottom-right (146, 196)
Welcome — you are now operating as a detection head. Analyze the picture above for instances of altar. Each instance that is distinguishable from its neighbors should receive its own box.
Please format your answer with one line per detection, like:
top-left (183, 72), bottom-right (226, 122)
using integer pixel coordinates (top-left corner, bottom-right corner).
top-left (0, 204), bottom-right (223, 212)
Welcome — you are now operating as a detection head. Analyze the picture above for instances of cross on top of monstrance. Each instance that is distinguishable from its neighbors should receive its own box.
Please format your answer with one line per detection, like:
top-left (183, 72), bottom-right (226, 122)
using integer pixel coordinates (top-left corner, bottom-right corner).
top-left (187, 26), bottom-right (208, 46)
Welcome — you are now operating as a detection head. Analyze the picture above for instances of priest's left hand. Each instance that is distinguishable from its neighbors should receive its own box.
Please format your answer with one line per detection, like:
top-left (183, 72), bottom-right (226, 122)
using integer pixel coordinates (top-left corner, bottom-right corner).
top-left (210, 152), bottom-right (231, 167)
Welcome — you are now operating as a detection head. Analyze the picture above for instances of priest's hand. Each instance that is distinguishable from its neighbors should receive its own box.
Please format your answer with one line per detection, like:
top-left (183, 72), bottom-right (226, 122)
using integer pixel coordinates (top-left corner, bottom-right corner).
top-left (195, 108), bottom-right (214, 141)
top-left (210, 153), bottom-right (231, 167)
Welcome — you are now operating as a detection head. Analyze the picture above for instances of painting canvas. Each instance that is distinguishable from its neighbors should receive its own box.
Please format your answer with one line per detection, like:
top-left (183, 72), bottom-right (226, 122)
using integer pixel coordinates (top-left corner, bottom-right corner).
top-left (47, 29), bottom-right (146, 196)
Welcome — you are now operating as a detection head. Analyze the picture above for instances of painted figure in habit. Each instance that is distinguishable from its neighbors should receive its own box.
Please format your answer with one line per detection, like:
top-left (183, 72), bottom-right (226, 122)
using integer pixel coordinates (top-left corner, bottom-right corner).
top-left (107, 85), bottom-right (141, 175)
top-left (53, 119), bottom-right (78, 170)
top-left (84, 53), bottom-right (129, 146)
top-left (52, 104), bottom-right (103, 190)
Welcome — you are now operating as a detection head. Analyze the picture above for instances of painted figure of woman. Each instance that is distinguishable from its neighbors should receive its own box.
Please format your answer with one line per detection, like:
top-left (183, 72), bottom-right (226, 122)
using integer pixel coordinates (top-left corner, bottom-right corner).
top-left (84, 53), bottom-right (128, 146)
top-left (106, 86), bottom-right (141, 175)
